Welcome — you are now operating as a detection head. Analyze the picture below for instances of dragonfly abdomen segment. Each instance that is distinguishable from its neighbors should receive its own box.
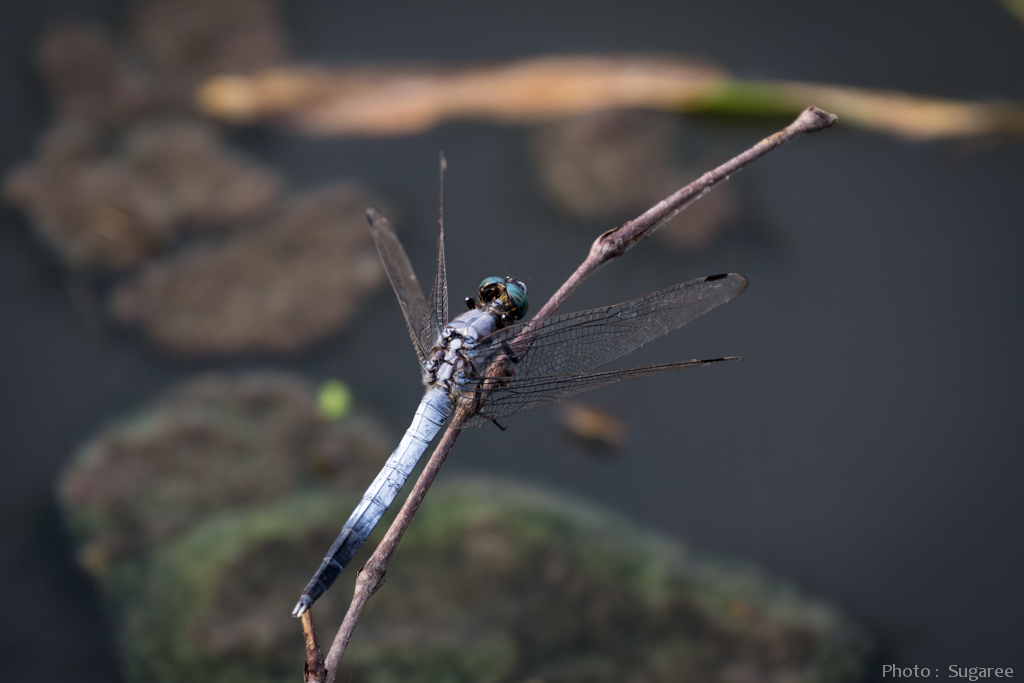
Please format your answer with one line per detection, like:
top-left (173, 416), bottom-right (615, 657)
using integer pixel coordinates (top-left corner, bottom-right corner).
top-left (292, 386), bottom-right (451, 616)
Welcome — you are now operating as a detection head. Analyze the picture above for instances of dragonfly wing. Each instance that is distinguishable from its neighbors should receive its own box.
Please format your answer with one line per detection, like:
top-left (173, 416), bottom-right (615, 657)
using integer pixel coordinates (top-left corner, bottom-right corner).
top-left (421, 210), bottom-right (449, 356)
top-left (367, 208), bottom-right (432, 368)
top-left (474, 273), bottom-right (748, 379)
top-left (458, 358), bottom-right (741, 427)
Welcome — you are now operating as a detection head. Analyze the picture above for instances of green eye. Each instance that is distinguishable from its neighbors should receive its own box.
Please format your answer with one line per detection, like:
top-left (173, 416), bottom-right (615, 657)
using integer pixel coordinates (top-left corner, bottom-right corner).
top-left (477, 276), bottom-right (528, 319)
top-left (478, 276), bottom-right (505, 304)
top-left (505, 281), bottom-right (528, 319)
top-left (478, 276), bottom-right (505, 291)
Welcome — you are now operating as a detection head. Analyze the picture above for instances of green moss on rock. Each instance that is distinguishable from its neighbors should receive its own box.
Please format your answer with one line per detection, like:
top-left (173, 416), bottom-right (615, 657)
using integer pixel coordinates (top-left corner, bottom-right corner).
top-left (58, 373), bottom-right (870, 683)
top-left (58, 373), bottom-right (390, 577)
top-left (111, 480), bottom-right (869, 683)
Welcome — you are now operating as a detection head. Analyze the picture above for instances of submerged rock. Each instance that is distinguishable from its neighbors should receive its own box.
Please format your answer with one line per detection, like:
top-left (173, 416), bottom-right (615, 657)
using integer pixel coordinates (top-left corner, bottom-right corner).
top-left (59, 373), bottom-right (390, 575)
top-left (532, 110), bottom-right (738, 251)
top-left (3, 120), bottom-right (282, 270)
top-left (36, 0), bottom-right (287, 121)
top-left (110, 184), bottom-right (387, 355)
top-left (5, 121), bottom-right (172, 269)
top-left (118, 481), bottom-right (870, 683)
top-left (120, 493), bottom-right (362, 683)
top-left (349, 479), bottom-right (869, 683)
top-left (130, 0), bottom-right (288, 108)
top-left (6, 1), bottom-right (289, 271)
top-left (38, 22), bottom-right (158, 125)
top-left (59, 373), bottom-right (870, 683)
top-left (122, 120), bottom-right (283, 228)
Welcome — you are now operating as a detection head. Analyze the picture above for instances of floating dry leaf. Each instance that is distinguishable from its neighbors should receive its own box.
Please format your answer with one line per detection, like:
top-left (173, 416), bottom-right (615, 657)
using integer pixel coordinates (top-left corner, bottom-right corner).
top-left (557, 402), bottom-right (627, 453)
top-left (198, 55), bottom-right (725, 135)
top-left (3, 119), bottom-right (282, 269)
top-left (704, 79), bottom-right (1024, 141)
top-left (111, 184), bottom-right (387, 355)
top-left (198, 55), bottom-right (1024, 140)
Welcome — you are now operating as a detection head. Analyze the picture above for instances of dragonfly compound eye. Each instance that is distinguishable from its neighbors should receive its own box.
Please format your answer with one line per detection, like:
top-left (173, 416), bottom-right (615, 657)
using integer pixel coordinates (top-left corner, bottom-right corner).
top-left (477, 276), bottom-right (506, 303)
top-left (504, 279), bottom-right (528, 320)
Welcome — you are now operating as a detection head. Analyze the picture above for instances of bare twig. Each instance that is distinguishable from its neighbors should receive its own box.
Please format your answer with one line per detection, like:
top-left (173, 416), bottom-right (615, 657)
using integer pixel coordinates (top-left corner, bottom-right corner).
top-left (301, 611), bottom-right (326, 683)
top-left (311, 105), bottom-right (837, 682)
top-left (533, 106), bottom-right (836, 322)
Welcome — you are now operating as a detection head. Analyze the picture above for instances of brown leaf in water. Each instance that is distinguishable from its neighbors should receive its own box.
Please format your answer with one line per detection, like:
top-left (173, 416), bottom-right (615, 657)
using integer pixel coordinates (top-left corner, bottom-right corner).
top-left (769, 80), bottom-right (1024, 141)
top-left (198, 55), bottom-right (725, 135)
top-left (198, 55), bottom-right (1024, 141)
top-left (557, 402), bottom-right (628, 453)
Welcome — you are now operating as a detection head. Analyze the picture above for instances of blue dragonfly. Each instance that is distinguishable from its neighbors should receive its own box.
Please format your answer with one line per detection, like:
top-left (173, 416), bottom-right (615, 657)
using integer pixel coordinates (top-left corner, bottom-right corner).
top-left (293, 207), bottom-right (747, 616)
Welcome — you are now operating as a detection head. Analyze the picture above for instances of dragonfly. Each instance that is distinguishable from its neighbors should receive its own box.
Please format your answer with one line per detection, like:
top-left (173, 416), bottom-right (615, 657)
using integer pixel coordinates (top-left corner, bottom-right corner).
top-left (292, 207), bottom-right (747, 617)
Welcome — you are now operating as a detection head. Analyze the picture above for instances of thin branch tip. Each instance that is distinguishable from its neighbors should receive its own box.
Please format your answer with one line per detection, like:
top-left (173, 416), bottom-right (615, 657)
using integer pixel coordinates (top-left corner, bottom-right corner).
top-left (797, 106), bottom-right (838, 131)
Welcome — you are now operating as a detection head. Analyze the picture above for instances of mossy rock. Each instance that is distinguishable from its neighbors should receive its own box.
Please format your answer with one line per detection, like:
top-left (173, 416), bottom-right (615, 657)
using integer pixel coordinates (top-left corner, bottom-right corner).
top-left (58, 373), bottom-right (390, 579)
top-left (57, 373), bottom-right (869, 682)
top-left (119, 492), bottom-right (360, 683)
top-left (115, 479), bottom-right (869, 683)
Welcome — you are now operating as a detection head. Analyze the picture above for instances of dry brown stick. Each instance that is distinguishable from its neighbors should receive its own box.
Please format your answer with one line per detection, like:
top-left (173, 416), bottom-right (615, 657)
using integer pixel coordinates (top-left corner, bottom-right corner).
top-left (301, 611), bottom-right (326, 683)
top-left (315, 105), bottom-right (837, 682)
top-left (532, 105), bottom-right (837, 322)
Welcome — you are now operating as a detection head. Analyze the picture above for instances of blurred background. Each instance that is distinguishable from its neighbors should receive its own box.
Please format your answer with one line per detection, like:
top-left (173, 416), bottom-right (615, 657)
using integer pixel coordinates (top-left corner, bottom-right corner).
top-left (2, 1), bottom-right (1023, 681)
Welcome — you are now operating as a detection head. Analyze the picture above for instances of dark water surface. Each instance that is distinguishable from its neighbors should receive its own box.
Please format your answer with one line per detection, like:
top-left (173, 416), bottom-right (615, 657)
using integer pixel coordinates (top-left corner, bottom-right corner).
top-left (2, 1), bottom-right (1023, 680)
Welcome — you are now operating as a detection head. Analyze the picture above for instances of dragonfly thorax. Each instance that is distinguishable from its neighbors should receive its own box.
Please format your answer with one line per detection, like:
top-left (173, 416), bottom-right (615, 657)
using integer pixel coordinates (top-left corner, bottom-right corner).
top-left (425, 276), bottom-right (527, 388)
top-left (425, 306), bottom-right (506, 388)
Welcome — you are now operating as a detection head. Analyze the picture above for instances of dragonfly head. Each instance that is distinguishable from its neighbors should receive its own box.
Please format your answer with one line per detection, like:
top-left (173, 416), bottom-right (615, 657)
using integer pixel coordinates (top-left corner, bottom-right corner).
top-left (478, 276), bottom-right (529, 321)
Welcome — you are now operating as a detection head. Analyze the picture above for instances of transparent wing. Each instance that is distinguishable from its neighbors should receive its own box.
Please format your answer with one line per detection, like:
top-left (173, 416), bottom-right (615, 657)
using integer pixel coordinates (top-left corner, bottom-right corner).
top-left (472, 273), bottom-right (748, 380)
top-left (421, 212), bottom-right (448, 355)
top-left (457, 357), bottom-right (741, 427)
top-left (367, 207), bottom-right (432, 368)
top-left (455, 273), bottom-right (747, 425)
